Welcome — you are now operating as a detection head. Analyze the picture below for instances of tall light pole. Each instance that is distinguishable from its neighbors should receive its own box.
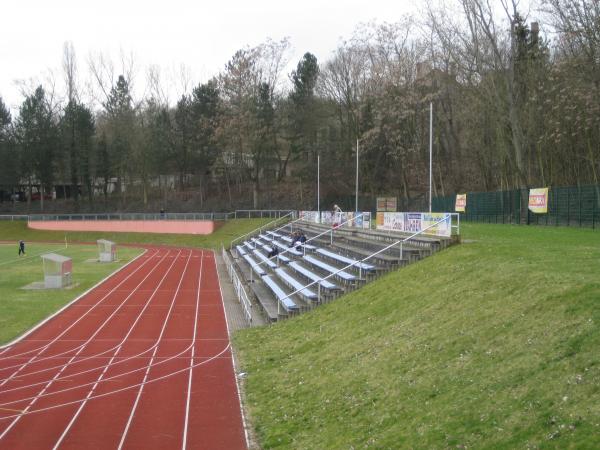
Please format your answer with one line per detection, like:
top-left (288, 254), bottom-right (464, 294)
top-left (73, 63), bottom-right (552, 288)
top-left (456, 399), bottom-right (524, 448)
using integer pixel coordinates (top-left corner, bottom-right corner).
top-left (355, 138), bottom-right (359, 213)
top-left (317, 153), bottom-right (320, 217)
top-left (429, 101), bottom-right (433, 213)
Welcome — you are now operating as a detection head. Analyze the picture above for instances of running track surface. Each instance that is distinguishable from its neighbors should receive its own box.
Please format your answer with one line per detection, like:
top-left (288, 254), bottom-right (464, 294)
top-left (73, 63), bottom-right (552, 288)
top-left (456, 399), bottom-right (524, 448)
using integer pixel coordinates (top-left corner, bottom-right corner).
top-left (0, 247), bottom-right (247, 449)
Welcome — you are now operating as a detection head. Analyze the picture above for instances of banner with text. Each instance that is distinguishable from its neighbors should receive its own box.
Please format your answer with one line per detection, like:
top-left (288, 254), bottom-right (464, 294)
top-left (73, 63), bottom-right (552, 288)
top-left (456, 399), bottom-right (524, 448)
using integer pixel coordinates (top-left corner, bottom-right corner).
top-left (301, 211), bottom-right (371, 229)
top-left (299, 211), bottom-right (320, 223)
top-left (455, 194), bottom-right (467, 212)
top-left (376, 212), bottom-right (452, 237)
top-left (528, 188), bottom-right (549, 214)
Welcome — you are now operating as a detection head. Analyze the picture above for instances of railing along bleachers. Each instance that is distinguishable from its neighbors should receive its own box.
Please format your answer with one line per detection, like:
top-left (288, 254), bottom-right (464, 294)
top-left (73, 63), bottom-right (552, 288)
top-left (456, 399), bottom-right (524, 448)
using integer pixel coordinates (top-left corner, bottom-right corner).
top-left (288, 261), bottom-right (339, 291)
top-left (262, 275), bottom-right (298, 313)
top-left (303, 255), bottom-right (357, 283)
top-left (315, 248), bottom-right (376, 272)
top-left (227, 213), bottom-right (454, 322)
top-left (253, 249), bottom-right (277, 269)
top-left (222, 246), bottom-right (253, 324)
top-left (242, 254), bottom-right (266, 277)
top-left (274, 268), bottom-right (317, 302)
top-left (268, 216), bottom-right (453, 312)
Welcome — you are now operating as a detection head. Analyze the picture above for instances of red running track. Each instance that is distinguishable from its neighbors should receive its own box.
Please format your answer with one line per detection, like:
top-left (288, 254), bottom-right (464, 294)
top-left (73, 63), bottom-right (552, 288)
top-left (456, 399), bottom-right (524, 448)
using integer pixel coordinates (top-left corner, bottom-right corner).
top-left (0, 247), bottom-right (247, 450)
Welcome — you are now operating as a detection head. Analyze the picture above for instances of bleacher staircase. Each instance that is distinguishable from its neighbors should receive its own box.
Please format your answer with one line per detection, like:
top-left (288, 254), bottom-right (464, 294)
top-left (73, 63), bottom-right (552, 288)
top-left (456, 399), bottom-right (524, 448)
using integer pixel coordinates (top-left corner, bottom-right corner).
top-left (223, 216), bottom-right (459, 323)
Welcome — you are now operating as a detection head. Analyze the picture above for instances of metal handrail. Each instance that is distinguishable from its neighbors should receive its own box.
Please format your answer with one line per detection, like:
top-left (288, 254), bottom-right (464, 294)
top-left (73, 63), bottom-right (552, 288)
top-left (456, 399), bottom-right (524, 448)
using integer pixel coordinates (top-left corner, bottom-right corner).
top-left (222, 245), bottom-right (252, 324)
top-left (274, 215), bottom-right (453, 309)
top-left (234, 209), bottom-right (294, 219)
top-left (229, 211), bottom-right (295, 250)
top-left (247, 213), bottom-right (367, 277)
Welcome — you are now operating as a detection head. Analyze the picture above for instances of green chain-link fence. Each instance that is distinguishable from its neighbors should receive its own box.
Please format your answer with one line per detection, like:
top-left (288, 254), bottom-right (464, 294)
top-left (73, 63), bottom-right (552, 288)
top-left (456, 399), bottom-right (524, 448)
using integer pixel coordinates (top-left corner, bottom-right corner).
top-left (432, 185), bottom-right (600, 228)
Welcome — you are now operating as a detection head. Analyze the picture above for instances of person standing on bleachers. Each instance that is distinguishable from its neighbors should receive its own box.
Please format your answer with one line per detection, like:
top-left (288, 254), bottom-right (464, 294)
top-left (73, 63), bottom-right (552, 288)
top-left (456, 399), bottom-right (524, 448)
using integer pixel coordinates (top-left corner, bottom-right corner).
top-left (333, 204), bottom-right (343, 228)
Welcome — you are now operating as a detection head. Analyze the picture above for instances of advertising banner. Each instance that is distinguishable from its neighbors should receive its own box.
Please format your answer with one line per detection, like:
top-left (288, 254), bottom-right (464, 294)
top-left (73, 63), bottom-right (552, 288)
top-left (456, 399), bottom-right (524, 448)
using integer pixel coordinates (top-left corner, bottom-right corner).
top-left (299, 211), bottom-right (320, 223)
top-left (383, 212), bottom-right (404, 231)
top-left (455, 194), bottom-right (467, 212)
top-left (377, 197), bottom-right (397, 212)
top-left (315, 211), bottom-right (371, 229)
top-left (528, 188), bottom-right (549, 214)
top-left (422, 213), bottom-right (451, 237)
top-left (376, 212), bottom-right (452, 237)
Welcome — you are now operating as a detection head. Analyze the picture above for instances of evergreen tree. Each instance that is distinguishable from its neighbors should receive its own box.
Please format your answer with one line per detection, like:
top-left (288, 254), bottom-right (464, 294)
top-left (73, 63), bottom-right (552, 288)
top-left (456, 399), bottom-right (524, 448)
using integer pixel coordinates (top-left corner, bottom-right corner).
top-left (104, 75), bottom-right (134, 201)
top-left (60, 100), bottom-right (95, 204)
top-left (0, 96), bottom-right (18, 198)
top-left (15, 86), bottom-right (58, 210)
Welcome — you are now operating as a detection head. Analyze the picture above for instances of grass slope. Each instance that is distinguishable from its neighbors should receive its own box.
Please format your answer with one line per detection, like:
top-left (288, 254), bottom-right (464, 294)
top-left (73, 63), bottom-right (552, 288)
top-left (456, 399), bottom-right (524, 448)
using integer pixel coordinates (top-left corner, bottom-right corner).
top-left (0, 218), bottom-right (272, 249)
top-left (0, 243), bottom-right (141, 344)
top-left (234, 224), bottom-right (600, 449)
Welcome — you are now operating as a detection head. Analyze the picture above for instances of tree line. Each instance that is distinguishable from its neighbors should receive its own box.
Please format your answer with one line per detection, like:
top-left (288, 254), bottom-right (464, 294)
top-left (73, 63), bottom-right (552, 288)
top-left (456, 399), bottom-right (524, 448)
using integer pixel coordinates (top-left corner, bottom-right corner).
top-left (0, 0), bottom-right (598, 212)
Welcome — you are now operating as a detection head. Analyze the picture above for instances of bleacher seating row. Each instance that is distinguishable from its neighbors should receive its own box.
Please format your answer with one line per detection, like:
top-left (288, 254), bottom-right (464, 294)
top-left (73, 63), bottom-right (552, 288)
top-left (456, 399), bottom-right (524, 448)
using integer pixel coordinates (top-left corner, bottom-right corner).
top-left (229, 219), bottom-right (455, 321)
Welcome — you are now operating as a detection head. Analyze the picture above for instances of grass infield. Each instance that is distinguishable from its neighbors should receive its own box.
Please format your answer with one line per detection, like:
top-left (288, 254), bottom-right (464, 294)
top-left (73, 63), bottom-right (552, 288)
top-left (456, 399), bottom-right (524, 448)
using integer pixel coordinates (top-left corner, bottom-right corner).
top-left (234, 223), bottom-right (600, 449)
top-left (0, 218), bottom-right (270, 345)
top-left (0, 243), bottom-right (142, 345)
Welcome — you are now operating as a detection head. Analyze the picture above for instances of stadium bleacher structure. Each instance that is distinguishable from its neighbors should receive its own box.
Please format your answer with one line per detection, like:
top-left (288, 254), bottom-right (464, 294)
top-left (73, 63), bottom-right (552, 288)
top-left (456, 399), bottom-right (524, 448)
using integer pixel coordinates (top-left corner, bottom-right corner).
top-left (227, 217), bottom-right (457, 322)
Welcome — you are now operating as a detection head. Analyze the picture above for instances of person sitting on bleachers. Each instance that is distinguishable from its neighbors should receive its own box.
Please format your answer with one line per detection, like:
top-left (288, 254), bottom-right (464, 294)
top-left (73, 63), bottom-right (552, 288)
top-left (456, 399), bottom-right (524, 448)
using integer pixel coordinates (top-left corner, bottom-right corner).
top-left (267, 246), bottom-right (279, 258)
top-left (289, 230), bottom-right (300, 247)
top-left (296, 232), bottom-right (307, 250)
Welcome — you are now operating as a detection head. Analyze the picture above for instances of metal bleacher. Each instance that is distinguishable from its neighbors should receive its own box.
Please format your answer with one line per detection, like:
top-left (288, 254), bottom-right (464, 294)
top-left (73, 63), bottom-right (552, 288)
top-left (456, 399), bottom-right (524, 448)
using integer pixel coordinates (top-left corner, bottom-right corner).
top-left (227, 214), bottom-right (456, 322)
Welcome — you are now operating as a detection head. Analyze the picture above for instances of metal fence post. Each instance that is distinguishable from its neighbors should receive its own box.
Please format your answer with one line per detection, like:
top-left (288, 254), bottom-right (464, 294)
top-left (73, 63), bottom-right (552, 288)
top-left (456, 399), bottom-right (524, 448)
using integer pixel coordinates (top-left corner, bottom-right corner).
top-left (567, 188), bottom-right (571, 226)
top-left (579, 186), bottom-right (582, 227)
top-left (594, 189), bottom-right (597, 229)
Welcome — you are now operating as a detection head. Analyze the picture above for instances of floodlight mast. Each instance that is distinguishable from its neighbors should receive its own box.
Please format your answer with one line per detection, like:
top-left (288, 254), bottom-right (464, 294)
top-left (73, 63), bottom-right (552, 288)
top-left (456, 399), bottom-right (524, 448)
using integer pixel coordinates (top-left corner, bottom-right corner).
top-left (317, 153), bottom-right (320, 216)
top-left (429, 101), bottom-right (433, 213)
top-left (356, 138), bottom-right (359, 213)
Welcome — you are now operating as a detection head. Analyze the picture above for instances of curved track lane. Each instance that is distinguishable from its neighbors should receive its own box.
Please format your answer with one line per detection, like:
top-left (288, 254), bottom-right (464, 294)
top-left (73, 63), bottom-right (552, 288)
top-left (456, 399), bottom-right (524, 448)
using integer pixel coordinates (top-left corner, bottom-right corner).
top-left (0, 247), bottom-right (247, 450)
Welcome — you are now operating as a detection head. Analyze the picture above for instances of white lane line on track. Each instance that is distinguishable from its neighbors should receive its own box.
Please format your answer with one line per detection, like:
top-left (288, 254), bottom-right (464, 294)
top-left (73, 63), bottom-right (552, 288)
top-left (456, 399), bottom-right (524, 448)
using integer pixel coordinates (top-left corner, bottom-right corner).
top-left (0, 344), bottom-right (231, 421)
top-left (214, 249), bottom-right (251, 449)
top-left (0, 248), bottom-right (152, 361)
top-left (54, 249), bottom-right (193, 450)
top-left (0, 249), bottom-right (177, 441)
top-left (0, 249), bottom-right (161, 383)
top-left (0, 342), bottom-right (196, 407)
top-left (182, 249), bottom-right (204, 450)
top-left (116, 249), bottom-right (197, 450)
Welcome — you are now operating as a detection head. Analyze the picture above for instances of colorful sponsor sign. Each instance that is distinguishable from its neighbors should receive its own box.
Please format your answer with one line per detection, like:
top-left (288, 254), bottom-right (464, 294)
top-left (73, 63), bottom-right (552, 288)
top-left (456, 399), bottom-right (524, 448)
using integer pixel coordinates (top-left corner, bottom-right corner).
top-left (528, 188), bottom-right (549, 214)
top-left (299, 211), bottom-right (320, 223)
top-left (377, 197), bottom-right (397, 212)
top-left (383, 211), bottom-right (405, 231)
top-left (303, 211), bottom-right (371, 229)
top-left (455, 194), bottom-right (467, 212)
top-left (376, 212), bottom-right (452, 237)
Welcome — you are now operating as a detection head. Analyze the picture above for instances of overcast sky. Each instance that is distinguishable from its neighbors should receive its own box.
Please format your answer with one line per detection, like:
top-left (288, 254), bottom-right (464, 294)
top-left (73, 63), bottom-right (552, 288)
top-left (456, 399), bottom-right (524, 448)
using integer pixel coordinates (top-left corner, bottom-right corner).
top-left (1, 0), bottom-right (418, 110)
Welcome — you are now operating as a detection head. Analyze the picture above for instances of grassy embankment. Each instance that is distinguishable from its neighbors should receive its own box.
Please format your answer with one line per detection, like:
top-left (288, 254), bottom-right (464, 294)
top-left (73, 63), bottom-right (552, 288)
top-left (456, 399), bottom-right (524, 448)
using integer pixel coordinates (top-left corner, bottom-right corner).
top-left (0, 218), bottom-right (271, 345)
top-left (235, 223), bottom-right (600, 449)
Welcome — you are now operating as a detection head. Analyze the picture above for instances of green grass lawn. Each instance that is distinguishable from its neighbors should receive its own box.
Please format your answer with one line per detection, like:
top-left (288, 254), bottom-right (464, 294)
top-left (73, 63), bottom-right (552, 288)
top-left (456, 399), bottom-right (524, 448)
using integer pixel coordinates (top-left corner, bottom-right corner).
top-left (0, 217), bottom-right (273, 249)
top-left (234, 223), bottom-right (600, 449)
top-left (0, 242), bottom-right (143, 345)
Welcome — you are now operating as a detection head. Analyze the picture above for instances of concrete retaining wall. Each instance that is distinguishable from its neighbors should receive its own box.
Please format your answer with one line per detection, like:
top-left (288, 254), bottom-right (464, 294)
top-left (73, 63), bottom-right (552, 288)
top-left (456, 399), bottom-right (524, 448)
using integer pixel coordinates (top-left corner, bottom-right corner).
top-left (28, 220), bottom-right (217, 235)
